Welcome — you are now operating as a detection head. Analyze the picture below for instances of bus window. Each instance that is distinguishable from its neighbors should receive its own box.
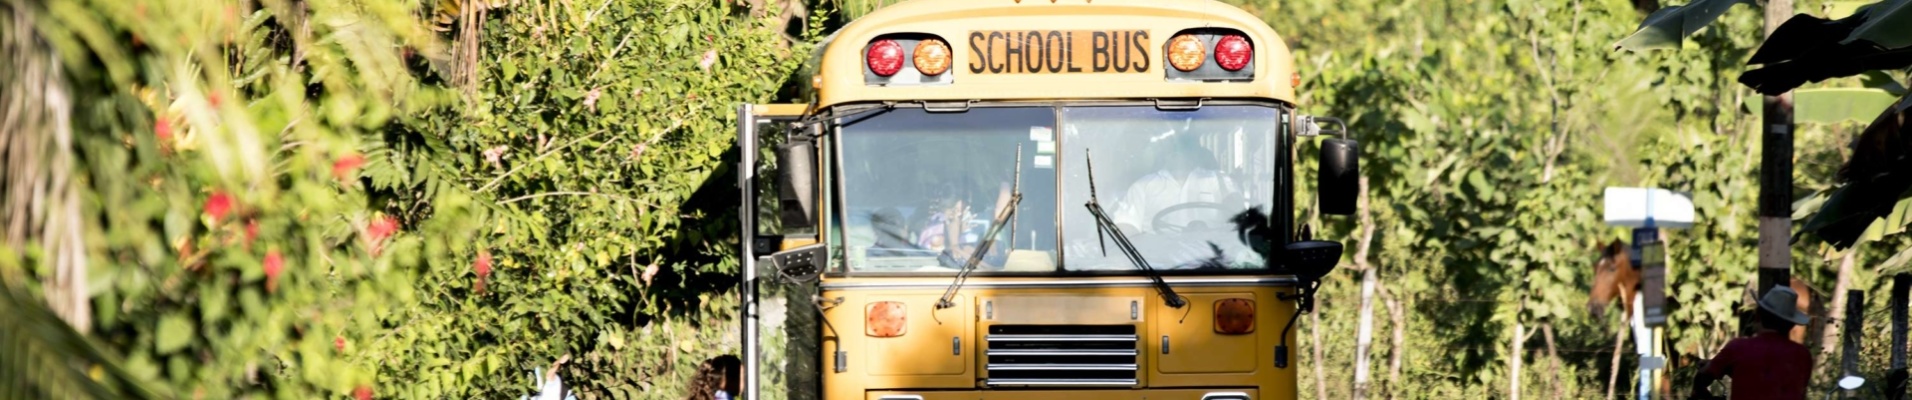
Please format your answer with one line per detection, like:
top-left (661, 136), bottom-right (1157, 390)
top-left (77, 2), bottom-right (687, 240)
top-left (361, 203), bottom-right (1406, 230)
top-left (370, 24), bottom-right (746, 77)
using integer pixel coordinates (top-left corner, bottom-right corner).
top-left (838, 107), bottom-right (1059, 273)
top-left (1059, 105), bottom-right (1279, 271)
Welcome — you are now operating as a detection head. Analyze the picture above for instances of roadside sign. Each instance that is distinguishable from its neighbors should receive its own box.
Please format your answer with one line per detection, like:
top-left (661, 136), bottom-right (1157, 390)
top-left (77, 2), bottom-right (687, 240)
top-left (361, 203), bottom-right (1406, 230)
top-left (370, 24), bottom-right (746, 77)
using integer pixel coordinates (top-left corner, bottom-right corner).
top-left (1604, 188), bottom-right (1695, 228)
top-left (1636, 228), bottom-right (1667, 327)
top-left (1607, 187), bottom-right (1686, 329)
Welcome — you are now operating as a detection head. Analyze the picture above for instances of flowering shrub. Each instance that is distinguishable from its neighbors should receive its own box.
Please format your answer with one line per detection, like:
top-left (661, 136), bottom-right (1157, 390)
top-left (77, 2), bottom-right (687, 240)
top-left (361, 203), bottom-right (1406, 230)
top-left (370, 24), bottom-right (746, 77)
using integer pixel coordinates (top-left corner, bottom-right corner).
top-left (4, 0), bottom-right (816, 397)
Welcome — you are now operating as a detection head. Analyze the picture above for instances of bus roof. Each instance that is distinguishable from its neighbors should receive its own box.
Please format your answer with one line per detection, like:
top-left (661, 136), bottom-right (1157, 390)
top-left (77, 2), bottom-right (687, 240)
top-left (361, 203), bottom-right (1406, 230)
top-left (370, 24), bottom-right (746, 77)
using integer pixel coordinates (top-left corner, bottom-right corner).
top-left (804, 0), bottom-right (1297, 107)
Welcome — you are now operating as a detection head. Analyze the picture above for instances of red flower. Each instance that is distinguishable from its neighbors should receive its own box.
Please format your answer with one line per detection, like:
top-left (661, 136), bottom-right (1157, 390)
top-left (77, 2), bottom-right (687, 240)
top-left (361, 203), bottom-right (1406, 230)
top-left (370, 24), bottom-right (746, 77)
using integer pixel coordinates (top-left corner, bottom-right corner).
top-left (366, 215), bottom-right (399, 255)
top-left (263, 250), bottom-right (283, 293)
top-left (244, 219), bottom-right (260, 247)
top-left (474, 250), bottom-right (493, 294)
top-left (475, 251), bottom-right (493, 277)
top-left (334, 336), bottom-right (346, 352)
top-left (204, 192), bottom-right (234, 225)
top-left (155, 118), bottom-right (172, 141)
top-left (354, 385), bottom-right (373, 400)
top-left (332, 154), bottom-right (365, 183)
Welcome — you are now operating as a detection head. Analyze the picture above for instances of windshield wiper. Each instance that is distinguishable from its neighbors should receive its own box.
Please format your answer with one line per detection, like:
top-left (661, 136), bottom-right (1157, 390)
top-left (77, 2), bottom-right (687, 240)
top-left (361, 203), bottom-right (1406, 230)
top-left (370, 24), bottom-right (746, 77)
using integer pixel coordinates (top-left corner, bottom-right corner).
top-left (935, 146), bottom-right (1023, 310)
top-left (1083, 150), bottom-right (1187, 308)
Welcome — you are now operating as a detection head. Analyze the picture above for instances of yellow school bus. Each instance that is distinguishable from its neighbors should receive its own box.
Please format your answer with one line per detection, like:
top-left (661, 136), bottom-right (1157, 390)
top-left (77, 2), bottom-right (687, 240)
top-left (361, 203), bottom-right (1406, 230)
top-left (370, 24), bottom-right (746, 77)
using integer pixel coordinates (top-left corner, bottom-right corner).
top-left (737, 0), bottom-right (1361, 399)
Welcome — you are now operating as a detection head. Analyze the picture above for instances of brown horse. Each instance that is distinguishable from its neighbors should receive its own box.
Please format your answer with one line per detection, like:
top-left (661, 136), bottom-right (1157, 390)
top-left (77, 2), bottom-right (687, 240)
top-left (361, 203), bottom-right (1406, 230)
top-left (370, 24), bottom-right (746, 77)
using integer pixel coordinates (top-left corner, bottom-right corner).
top-left (1587, 239), bottom-right (1823, 344)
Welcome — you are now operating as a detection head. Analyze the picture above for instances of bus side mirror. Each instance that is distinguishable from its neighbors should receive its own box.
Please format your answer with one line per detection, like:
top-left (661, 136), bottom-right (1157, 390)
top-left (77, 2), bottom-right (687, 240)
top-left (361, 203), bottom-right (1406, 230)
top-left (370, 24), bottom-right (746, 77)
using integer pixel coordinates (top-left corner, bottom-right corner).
top-left (760, 242), bottom-right (827, 284)
top-left (776, 138), bottom-right (819, 230)
top-left (1297, 115), bottom-right (1358, 216)
top-left (1318, 137), bottom-right (1359, 216)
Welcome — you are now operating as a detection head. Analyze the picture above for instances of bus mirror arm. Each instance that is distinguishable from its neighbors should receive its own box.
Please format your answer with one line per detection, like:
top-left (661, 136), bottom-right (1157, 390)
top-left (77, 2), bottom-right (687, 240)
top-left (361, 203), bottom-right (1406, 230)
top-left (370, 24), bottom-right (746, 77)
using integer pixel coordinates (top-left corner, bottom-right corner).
top-left (1273, 240), bottom-right (1342, 368)
top-left (1296, 115), bottom-right (1359, 216)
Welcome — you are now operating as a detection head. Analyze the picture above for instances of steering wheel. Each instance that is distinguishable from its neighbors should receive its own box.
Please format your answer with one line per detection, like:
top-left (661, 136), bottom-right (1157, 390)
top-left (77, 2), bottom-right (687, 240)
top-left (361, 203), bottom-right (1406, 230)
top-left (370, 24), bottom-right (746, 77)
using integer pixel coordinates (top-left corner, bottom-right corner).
top-left (1150, 202), bottom-right (1231, 233)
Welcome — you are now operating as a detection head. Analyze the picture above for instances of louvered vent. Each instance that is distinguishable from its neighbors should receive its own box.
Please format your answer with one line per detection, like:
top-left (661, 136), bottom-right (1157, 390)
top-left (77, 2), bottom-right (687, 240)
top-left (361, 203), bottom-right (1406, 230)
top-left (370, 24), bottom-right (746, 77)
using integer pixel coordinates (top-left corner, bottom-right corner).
top-left (984, 325), bottom-right (1139, 386)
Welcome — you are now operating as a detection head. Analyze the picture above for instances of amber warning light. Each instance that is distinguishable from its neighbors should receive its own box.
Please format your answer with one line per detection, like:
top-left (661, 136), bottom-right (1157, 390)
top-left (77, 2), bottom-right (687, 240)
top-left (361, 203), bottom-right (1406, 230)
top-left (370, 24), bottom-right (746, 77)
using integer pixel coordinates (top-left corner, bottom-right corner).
top-left (913, 39), bottom-right (951, 75)
top-left (1166, 34), bottom-right (1206, 72)
top-left (1215, 298), bottom-right (1255, 334)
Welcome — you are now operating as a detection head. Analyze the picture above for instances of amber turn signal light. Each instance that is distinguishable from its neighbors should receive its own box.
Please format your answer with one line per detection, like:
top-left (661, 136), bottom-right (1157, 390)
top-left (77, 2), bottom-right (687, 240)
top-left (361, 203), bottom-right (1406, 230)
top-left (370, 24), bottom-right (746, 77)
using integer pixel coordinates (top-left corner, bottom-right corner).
top-left (1166, 34), bottom-right (1206, 72)
top-left (866, 301), bottom-right (907, 337)
top-left (1214, 298), bottom-right (1255, 334)
top-left (913, 38), bottom-right (951, 76)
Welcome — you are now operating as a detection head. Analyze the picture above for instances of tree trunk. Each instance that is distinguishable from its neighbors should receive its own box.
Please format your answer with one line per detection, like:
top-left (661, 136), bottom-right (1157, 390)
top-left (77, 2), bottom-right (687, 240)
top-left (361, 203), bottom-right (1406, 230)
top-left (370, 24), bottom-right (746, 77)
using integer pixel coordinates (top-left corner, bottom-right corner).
top-left (1890, 274), bottom-right (1909, 400)
top-left (2, 14), bottom-right (88, 332)
top-left (1544, 323), bottom-right (1561, 400)
top-left (1351, 178), bottom-right (1377, 400)
top-left (1381, 282), bottom-right (1406, 400)
top-left (1313, 309), bottom-right (1328, 400)
top-left (1822, 250), bottom-right (1856, 358)
top-left (1607, 321), bottom-right (1628, 400)
top-left (1841, 291), bottom-right (1865, 384)
top-left (1354, 266), bottom-right (1376, 400)
top-left (1512, 304), bottom-right (1524, 400)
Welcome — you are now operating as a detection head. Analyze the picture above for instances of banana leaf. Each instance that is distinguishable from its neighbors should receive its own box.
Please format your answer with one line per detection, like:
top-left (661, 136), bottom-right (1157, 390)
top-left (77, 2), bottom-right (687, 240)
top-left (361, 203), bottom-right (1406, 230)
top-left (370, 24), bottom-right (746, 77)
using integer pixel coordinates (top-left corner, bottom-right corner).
top-left (1798, 91), bottom-right (1912, 248)
top-left (1845, 0), bottom-right (1912, 48)
top-left (1613, 0), bottom-right (1753, 51)
top-left (1797, 88), bottom-right (1902, 124)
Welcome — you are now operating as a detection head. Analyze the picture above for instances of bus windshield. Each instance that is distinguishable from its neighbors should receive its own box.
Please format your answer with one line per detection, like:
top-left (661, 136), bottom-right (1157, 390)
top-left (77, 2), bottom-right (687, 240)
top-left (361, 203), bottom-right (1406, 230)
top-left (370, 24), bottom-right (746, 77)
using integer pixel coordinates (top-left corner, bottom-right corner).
top-left (839, 104), bottom-right (1280, 274)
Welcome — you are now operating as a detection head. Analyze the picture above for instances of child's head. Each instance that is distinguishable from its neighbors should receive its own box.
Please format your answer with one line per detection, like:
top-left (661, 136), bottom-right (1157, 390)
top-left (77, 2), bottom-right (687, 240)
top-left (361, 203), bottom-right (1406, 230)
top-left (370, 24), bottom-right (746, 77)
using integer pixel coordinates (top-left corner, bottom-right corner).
top-left (687, 354), bottom-right (742, 400)
top-left (715, 355), bottom-right (741, 395)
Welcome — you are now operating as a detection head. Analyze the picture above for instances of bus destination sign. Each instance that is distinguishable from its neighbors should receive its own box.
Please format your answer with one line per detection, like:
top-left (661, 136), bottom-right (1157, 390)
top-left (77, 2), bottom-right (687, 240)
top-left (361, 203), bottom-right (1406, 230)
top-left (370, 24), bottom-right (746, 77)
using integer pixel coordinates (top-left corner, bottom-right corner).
top-left (966, 30), bottom-right (1151, 75)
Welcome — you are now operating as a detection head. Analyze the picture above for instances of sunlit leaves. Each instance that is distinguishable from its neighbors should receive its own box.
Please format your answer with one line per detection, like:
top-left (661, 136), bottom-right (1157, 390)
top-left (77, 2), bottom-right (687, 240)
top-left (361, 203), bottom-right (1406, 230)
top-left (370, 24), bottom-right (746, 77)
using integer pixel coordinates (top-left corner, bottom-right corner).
top-left (1228, 0), bottom-right (1777, 396)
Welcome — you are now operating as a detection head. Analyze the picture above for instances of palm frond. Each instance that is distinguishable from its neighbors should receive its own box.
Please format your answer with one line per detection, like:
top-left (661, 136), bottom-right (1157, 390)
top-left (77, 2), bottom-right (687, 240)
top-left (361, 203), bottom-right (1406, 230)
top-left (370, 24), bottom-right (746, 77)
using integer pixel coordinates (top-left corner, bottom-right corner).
top-left (0, 272), bottom-right (157, 399)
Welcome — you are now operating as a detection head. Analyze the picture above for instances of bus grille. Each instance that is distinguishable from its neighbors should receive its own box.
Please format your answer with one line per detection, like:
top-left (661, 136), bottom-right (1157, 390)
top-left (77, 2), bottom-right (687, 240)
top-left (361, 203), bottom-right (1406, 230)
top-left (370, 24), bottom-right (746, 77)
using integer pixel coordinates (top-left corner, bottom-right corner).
top-left (984, 325), bottom-right (1139, 386)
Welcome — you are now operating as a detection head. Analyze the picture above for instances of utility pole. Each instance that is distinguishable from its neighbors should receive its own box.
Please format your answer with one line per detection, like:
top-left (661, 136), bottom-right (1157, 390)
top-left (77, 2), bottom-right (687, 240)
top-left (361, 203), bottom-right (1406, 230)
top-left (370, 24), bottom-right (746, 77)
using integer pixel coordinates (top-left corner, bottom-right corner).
top-left (1757, 0), bottom-right (1795, 298)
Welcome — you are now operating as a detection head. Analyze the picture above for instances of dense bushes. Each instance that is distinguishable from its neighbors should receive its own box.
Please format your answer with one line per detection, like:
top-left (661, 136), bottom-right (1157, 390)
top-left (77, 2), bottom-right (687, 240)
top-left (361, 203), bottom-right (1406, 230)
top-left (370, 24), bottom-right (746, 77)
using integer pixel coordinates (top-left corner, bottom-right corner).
top-left (3, 0), bottom-right (814, 397)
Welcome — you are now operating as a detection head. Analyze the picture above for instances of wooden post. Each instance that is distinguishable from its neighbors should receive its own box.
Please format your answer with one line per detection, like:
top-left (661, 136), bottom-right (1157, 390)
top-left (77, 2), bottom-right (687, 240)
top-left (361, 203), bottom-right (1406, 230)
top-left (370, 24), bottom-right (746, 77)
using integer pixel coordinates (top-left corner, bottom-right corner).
top-left (1757, 0), bottom-right (1795, 300)
top-left (1843, 290), bottom-right (1865, 398)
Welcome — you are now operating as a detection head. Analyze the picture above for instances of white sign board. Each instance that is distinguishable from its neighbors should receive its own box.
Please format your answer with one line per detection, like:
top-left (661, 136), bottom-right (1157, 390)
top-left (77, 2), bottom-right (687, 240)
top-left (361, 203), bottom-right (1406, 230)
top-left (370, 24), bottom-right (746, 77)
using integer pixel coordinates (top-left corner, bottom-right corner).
top-left (1603, 187), bottom-right (1695, 229)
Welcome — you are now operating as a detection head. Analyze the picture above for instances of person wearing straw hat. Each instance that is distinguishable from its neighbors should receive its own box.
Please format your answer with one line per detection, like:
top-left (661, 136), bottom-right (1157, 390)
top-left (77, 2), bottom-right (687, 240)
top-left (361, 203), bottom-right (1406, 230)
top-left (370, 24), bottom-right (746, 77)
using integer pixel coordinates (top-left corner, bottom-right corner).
top-left (1688, 285), bottom-right (1813, 400)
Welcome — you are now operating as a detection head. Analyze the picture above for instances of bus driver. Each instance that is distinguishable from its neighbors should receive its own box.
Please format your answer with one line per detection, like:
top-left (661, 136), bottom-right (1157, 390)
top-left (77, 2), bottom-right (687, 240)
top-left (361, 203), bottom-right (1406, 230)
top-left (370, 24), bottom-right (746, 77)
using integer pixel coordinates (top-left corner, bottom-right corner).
top-left (1112, 125), bottom-right (1237, 234)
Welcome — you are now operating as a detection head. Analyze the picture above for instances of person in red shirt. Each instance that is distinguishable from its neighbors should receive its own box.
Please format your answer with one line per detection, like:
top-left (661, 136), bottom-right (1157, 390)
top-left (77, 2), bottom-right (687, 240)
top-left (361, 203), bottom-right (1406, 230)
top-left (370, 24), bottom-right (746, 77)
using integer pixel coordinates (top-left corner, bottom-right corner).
top-left (1689, 285), bottom-right (1813, 400)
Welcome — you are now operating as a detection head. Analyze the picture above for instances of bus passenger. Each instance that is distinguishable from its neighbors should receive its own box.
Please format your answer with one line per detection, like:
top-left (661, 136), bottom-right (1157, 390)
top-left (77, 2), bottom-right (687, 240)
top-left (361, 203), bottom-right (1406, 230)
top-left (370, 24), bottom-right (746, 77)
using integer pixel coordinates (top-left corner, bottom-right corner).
top-left (918, 182), bottom-right (1013, 268)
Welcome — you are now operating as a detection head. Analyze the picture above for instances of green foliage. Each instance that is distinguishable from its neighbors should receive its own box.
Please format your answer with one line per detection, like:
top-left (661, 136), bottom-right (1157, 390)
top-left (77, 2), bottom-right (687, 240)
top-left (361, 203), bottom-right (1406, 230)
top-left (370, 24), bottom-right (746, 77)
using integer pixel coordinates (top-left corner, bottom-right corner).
top-left (1230, 0), bottom-right (1844, 396)
top-left (8, 0), bottom-right (816, 397)
top-left (1792, 88), bottom-right (1902, 124)
top-left (367, 0), bottom-right (815, 395)
top-left (9, 0), bottom-right (452, 397)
